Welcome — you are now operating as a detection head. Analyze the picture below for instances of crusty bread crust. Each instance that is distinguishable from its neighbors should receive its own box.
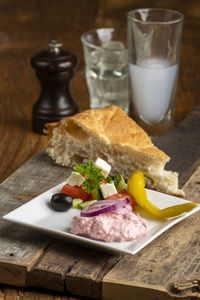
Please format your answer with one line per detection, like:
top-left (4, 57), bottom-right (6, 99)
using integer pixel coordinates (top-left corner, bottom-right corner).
top-left (46, 106), bottom-right (169, 161)
top-left (45, 105), bottom-right (184, 197)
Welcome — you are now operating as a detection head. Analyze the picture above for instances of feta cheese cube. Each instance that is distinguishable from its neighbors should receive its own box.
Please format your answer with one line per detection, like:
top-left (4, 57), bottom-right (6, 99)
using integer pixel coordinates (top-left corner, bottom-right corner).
top-left (95, 158), bottom-right (111, 177)
top-left (100, 183), bottom-right (117, 199)
top-left (66, 172), bottom-right (85, 186)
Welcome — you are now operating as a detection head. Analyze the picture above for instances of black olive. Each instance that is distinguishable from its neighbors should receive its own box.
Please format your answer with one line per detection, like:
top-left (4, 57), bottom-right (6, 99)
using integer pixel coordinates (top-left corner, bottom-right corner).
top-left (51, 193), bottom-right (72, 211)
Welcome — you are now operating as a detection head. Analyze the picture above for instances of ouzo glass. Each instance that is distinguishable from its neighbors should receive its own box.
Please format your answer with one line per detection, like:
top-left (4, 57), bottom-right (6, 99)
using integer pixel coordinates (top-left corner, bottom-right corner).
top-left (127, 8), bottom-right (183, 135)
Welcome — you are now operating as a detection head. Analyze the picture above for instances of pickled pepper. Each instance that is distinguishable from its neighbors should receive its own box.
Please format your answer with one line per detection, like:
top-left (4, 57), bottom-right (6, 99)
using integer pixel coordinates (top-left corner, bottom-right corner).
top-left (127, 171), bottom-right (197, 220)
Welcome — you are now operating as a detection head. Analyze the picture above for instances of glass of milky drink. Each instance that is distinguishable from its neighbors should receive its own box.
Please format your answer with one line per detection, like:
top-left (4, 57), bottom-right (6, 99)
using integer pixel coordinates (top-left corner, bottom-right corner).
top-left (81, 28), bottom-right (129, 114)
top-left (127, 8), bottom-right (183, 135)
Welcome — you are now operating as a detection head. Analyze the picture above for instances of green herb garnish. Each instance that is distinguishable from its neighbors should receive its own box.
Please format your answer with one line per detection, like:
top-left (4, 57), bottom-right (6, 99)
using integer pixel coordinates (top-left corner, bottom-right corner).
top-left (74, 161), bottom-right (105, 193)
top-left (106, 176), bottom-right (113, 183)
top-left (114, 173), bottom-right (123, 186)
top-left (74, 164), bottom-right (85, 174)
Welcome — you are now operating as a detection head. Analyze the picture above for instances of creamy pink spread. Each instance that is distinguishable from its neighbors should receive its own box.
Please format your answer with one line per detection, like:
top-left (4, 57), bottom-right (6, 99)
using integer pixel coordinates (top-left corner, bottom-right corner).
top-left (71, 212), bottom-right (147, 242)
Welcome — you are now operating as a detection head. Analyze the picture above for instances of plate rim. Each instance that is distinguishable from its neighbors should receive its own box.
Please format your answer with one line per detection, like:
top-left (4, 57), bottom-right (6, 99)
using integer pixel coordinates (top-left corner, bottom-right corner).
top-left (3, 182), bottom-right (200, 256)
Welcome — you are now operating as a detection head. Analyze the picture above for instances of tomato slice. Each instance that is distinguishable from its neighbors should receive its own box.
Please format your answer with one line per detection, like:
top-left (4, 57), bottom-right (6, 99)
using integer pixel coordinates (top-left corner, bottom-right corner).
top-left (100, 179), bottom-right (107, 184)
top-left (106, 190), bottom-right (136, 209)
top-left (61, 184), bottom-right (92, 202)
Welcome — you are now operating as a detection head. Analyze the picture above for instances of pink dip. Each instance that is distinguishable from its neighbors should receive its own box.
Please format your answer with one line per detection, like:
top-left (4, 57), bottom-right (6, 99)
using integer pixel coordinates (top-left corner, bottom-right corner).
top-left (71, 212), bottom-right (148, 242)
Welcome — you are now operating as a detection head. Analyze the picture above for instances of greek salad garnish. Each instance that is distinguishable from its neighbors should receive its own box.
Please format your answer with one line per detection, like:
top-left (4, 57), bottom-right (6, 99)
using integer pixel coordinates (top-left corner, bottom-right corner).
top-left (50, 157), bottom-right (197, 219)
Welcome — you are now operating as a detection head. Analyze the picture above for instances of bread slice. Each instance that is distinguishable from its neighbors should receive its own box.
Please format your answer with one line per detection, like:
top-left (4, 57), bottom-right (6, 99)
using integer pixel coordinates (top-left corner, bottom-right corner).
top-left (45, 105), bottom-right (184, 197)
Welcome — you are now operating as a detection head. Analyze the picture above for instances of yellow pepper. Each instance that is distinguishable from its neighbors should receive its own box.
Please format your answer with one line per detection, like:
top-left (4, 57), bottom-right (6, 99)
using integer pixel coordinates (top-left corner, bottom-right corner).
top-left (127, 170), bottom-right (197, 220)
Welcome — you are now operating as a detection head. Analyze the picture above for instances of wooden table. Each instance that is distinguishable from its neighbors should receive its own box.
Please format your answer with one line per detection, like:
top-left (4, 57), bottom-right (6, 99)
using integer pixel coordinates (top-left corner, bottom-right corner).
top-left (1, 1), bottom-right (200, 299)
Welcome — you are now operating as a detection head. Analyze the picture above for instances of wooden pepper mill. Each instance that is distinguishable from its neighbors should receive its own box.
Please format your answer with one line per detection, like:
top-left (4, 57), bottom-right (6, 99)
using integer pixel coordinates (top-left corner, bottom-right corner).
top-left (31, 40), bottom-right (79, 134)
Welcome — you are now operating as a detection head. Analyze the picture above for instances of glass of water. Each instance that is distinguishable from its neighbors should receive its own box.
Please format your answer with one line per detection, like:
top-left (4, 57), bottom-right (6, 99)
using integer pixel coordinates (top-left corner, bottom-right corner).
top-left (127, 9), bottom-right (183, 135)
top-left (81, 28), bottom-right (129, 113)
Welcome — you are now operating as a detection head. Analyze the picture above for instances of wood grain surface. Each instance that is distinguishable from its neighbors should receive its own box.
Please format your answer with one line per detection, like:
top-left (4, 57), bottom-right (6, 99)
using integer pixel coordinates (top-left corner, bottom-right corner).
top-left (1, 0), bottom-right (200, 299)
top-left (0, 105), bottom-right (200, 300)
top-left (103, 165), bottom-right (200, 300)
top-left (1, 0), bottom-right (200, 185)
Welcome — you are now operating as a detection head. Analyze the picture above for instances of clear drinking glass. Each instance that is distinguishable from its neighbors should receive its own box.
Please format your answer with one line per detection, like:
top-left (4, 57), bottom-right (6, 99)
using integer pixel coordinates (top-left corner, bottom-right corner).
top-left (81, 28), bottom-right (129, 113)
top-left (127, 8), bottom-right (183, 135)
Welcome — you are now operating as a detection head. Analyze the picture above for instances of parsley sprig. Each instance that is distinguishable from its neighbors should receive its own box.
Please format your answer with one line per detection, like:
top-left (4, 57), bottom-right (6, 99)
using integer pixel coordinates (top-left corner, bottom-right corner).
top-left (74, 161), bottom-right (105, 193)
top-left (105, 175), bottom-right (112, 183)
top-left (114, 173), bottom-right (122, 186)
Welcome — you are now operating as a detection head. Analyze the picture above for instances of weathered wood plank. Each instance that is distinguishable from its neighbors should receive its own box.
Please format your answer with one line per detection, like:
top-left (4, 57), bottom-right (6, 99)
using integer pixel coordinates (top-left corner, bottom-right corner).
top-left (0, 190), bottom-right (51, 287)
top-left (65, 250), bottom-right (121, 299)
top-left (26, 240), bottom-right (89, 292)
top-left (27, 235), bottom-right (121, 298)
top-left (0, 285), bottom-right (81, 300)
top-left (1, 105), bottom-right (200, 299)
top-left (102, 165), bottom-right (200, 300)
top-left (0, 149), bottom-right (122, 299)
top-left (0, 151), bottom-right (71, 287)
top-left (153, 104), bottom-right (200, 187)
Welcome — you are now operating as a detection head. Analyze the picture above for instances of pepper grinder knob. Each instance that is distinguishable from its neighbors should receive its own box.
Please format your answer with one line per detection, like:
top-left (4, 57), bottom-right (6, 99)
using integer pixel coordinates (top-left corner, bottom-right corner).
top-left (49, 40), bottom-right (63, 54)
top-left (31, 40), bottom-right (79, 134)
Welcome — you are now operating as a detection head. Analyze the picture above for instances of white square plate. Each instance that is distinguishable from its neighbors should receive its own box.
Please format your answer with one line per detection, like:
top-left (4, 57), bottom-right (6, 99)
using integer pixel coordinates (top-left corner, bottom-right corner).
top-left (3, 182), bottom-right (200, 255)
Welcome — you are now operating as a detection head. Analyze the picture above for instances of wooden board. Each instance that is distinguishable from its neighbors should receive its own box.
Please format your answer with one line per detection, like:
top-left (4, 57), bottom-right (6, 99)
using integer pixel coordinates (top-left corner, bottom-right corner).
top-left (103, 166), bottom-right (200, 300)
top-left (1, 105), bottom-right (200, 299)
top-left (153, 104), bottom-right (200, 187)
